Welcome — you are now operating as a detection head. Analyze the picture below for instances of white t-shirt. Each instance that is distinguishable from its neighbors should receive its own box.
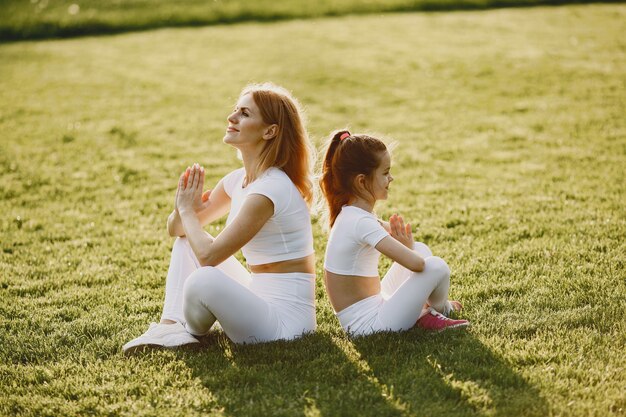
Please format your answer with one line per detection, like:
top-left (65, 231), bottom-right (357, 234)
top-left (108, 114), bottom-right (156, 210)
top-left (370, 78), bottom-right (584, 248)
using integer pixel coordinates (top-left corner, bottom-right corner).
top-left (324, 205), bottom-right (389, 276)
top-left (222, 167), bottom-right (314, 265)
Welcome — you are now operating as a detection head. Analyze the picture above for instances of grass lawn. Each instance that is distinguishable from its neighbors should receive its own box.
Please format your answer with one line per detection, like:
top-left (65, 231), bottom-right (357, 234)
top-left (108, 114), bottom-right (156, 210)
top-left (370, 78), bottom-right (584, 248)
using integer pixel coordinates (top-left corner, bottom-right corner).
top-left (1, 4), bottom-right (625, 416)
top-left (0, 0), bottom-right (619, 41)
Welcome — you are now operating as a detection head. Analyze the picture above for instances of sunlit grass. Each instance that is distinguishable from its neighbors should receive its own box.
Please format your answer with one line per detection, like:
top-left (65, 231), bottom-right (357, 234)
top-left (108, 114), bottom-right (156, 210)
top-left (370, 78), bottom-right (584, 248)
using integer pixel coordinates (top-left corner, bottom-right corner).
top-left (1, 4), bottom-right (624, 416)
top-left (0, 0), bottom-right (615, 41)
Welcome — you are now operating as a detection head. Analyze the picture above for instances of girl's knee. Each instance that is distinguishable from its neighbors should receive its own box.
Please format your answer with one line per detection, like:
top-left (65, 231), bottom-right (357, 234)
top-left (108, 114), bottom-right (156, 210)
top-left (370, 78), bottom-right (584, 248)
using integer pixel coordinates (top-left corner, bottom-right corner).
top-left (412, 241), bottom-right (433, 258)
top-left (425, 256), bottom-right (450, 279)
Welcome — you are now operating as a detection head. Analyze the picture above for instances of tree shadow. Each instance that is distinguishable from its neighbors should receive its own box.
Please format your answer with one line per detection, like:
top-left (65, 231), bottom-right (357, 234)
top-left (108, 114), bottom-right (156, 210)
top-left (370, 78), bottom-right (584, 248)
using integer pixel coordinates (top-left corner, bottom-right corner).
top-left (180, 331), bottom-right (411, 417)
top-left (350, 329), bottom-right (550, 417)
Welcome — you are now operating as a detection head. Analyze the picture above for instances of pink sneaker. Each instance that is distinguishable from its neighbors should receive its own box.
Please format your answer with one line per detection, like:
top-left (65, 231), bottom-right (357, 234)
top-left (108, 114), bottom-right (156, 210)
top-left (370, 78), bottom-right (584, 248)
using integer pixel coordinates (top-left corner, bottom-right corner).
top-left (416, 308), bottom-right (470, 331)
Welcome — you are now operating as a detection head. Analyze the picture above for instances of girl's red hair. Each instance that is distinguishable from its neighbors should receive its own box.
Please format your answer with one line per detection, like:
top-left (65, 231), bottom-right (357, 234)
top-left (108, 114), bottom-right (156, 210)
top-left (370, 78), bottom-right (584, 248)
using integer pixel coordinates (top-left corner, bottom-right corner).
top-left (320, 131), bottom-right (388, 227)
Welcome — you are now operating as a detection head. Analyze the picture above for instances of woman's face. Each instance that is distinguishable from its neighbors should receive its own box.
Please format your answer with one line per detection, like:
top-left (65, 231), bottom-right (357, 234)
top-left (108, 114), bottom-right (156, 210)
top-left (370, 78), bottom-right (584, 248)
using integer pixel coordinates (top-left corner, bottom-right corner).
top-left (223, 93), bottom-right (271, 149)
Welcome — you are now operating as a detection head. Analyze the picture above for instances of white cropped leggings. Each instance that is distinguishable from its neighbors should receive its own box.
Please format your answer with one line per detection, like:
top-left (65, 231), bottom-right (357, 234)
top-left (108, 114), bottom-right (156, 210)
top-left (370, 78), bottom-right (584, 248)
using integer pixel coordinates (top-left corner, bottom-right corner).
top-left (161, 237), bottom-right (316, 344)
top-left (336, 242), bottom-right (452, 336)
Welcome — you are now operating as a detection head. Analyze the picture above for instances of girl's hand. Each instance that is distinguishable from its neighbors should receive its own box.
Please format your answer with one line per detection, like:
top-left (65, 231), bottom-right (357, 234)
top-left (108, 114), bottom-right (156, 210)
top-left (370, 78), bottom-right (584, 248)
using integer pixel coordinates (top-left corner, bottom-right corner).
top-left (175, 163), bottom-right (208, 214)
top-left (389, 213), bottom-right (414, 249)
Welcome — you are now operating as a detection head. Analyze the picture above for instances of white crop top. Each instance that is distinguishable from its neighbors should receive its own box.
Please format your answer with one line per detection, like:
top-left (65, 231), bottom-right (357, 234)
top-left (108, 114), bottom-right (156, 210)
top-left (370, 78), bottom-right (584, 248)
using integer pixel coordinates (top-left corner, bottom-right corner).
top-left (324, 205), bottom-right (389, 276)
top-left (222, 167), bottom-right (314, 265)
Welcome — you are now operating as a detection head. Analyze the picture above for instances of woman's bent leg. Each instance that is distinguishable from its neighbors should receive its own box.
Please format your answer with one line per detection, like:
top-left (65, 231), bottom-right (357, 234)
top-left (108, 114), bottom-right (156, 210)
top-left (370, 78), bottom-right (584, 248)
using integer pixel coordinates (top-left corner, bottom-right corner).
top-left (183, 267), bottom-right (279, 344)
top-left (377, 256), bottom-right (451, 331)
top-left (161, 237), bottom-right (201, 324)
top-left (124, 235), bottom-right (251, 353)
top-left (161, 235), bottom-right (251, 325)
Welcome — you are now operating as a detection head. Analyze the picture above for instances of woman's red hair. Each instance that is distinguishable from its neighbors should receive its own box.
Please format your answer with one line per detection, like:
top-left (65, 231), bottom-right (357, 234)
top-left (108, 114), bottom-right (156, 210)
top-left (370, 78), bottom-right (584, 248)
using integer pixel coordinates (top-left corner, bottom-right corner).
top-left (242, 83), bottom-right (314, 206)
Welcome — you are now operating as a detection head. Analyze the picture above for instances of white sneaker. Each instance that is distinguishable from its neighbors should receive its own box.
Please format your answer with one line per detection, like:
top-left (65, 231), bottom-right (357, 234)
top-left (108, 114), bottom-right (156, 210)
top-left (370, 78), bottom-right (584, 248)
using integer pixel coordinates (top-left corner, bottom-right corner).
top-left (122, 322), bottom-right (199, 355)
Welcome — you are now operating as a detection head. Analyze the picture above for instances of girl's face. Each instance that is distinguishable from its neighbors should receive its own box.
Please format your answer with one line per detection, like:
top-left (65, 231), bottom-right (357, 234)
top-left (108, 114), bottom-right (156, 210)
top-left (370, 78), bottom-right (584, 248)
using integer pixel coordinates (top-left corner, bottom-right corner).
top-left (223, 93), bottom-right (274, 149)
top-left (370, 151), bottom-right (393, 201)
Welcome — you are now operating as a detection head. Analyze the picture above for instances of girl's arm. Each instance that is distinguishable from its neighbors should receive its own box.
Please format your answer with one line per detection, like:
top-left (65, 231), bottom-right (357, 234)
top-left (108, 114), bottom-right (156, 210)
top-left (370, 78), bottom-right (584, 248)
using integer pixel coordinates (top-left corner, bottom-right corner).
top-left (378, 220), bottom-right (391, 233)
top-left (176, 165), bottom-right (273, 266)
top-left (167, 178), bottom-right (231, 237)
top-left (375, 214), bottom-right (425, 272)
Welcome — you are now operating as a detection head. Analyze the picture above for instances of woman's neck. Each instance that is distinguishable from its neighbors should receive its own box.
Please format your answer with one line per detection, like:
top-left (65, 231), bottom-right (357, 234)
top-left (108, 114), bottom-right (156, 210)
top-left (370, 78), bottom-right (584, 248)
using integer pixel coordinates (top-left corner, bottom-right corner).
top-left (239, 143), bottom-right (264, 185)
top-left (349, 196), bottom-right (375, 213)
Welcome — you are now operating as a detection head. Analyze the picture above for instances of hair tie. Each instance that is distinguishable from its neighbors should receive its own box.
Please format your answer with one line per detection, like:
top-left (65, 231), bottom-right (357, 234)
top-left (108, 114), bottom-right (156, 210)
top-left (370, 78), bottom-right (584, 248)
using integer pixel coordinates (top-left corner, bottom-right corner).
top-left (339, 132), bottom-right (350, 141)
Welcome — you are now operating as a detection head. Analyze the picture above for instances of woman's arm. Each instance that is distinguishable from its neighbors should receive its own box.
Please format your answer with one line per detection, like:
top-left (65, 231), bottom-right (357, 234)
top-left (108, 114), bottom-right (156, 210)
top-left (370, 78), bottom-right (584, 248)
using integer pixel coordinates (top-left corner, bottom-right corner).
top-left (167, 178), bottom-right (231, 237)
top-left (375, 214), bottom-right (425, 272)
top-left (179, 194), bottom-right (273, 266)
top-left (176, 164), bottom-right (273, 266)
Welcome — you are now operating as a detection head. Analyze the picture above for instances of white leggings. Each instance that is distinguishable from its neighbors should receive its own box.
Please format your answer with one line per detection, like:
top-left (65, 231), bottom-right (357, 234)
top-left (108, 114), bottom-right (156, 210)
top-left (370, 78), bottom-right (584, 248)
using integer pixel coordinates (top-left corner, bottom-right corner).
top-left (336, 242), bottom-right (451, 336)
top-left (161, 237), bottom-right (316, 344)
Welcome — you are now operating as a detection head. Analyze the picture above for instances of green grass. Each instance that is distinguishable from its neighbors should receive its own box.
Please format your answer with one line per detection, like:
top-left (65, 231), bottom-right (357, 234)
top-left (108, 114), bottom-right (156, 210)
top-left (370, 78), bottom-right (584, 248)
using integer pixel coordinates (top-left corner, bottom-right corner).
top-left (0, 0), bottom-right (621, 41)
top-left (1, 4), bottom-right (625, 416)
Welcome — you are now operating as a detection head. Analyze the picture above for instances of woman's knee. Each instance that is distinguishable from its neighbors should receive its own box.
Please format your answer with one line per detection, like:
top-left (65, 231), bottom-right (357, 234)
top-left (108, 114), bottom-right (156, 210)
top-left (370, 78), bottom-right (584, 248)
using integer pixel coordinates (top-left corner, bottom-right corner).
top-left (183, 266), bottom-right (223, 302)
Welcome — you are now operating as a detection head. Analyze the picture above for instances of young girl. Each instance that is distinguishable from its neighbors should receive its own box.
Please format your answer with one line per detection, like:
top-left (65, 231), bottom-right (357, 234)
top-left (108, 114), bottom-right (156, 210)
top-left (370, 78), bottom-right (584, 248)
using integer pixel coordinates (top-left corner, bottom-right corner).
top-left (320, 130), bottom-right (469, 336)
top-left (123, 83), bottom-right (316, 353)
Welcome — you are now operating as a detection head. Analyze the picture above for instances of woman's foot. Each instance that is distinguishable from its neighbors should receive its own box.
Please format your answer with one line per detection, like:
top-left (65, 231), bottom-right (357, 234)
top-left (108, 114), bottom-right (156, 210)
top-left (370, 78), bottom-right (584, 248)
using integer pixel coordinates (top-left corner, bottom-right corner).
top-left (416, 308), bottom-right (470, 331)
top-left (122, 322), bottom-right (199, 355)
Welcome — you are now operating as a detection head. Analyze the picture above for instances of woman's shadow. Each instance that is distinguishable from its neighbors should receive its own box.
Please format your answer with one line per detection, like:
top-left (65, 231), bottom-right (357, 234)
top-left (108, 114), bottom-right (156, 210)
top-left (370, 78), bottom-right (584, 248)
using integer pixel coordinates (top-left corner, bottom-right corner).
top-left (180, 327), bottom-right (548, 417)
top-left (181, 330), bottom-right (413, 417)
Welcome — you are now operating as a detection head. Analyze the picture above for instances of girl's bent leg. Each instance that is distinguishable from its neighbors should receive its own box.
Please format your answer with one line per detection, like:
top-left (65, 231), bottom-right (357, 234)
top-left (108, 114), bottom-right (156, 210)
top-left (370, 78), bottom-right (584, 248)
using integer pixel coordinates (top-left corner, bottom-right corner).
top-left (412, 241), bottom-right (433, 258)
top-left (183, 267), bottom-right (279, 344)
top-left (377, 256), bottom-right (451, 331)
top-left (380, 241), bottom-right (433, 298)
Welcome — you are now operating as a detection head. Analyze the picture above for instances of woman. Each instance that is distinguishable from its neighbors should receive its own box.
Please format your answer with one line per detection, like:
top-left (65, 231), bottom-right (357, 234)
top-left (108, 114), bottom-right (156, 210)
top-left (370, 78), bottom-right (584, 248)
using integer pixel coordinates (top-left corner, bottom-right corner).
top-left (320, 130), bottom-right (469, 336)
top-left (123, 83), bottom-right (316, 353)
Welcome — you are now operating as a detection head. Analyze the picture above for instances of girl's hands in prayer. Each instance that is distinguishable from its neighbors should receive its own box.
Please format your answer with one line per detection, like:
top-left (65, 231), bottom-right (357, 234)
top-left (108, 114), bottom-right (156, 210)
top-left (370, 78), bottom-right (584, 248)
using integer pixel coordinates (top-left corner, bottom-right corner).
top-left (176, 163), bottom-right (210, 214)
top-left (389, 213), bottom-right (414, 249)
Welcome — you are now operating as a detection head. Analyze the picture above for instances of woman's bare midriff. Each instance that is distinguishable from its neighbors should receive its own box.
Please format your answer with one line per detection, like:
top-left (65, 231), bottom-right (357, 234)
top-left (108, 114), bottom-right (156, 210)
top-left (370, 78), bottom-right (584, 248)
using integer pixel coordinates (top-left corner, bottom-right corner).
top-left (324, 271), bottom-right (381, 313)
top-left (249, 254), bottom-right (315, 274)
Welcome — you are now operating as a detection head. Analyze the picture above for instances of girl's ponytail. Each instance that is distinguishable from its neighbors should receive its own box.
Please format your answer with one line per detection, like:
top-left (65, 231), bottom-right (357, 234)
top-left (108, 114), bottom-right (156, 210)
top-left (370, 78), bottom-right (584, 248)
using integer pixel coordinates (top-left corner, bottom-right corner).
top-left (320, 130), bottom-right (351, 227)
top-left (319, 130), bottom-right (388, 227)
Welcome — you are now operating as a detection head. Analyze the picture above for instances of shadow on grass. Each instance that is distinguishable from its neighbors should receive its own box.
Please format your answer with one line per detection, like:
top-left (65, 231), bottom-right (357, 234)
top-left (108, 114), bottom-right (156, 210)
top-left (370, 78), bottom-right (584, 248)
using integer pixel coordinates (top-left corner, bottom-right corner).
top-left (180, 329), bottom-right (547, 416)
top-left (351, 330), bottom-right (549, 417)
top-left (181, 331), bottom-right (407, 416)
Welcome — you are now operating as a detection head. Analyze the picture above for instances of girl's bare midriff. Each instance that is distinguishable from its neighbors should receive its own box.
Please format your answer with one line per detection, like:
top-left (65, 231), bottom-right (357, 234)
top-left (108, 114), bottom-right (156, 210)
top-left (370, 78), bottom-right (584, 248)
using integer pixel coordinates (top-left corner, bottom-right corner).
top-left (324, 271), bottom-right (381, 313)
top-left (249, 254), bottom-right (315, 275)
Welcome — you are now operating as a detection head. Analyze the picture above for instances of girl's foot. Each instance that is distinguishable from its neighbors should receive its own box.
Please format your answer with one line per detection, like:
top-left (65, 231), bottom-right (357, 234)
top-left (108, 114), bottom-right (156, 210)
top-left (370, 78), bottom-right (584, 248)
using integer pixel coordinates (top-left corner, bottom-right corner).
top-left (446, 300), bottom-right (463, 315)
top-left (416, 308), bottom-right (470, 332)
top-left (425, 300), bottom-right (463, 317)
